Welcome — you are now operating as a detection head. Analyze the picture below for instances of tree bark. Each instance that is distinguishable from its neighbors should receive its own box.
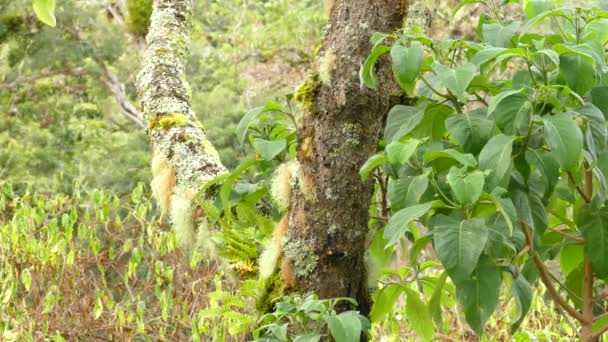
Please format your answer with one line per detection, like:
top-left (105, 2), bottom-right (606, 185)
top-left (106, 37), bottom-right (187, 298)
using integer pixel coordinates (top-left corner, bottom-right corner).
top-left (282, 0), bottom-right (408, 315)
top-left (137, 0), bottom-right (226, 196)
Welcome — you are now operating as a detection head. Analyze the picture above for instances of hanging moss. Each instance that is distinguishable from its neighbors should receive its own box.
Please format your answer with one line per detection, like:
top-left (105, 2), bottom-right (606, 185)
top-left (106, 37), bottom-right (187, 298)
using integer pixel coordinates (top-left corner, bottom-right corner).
top-left (126, 0), bottom-right (153, 36)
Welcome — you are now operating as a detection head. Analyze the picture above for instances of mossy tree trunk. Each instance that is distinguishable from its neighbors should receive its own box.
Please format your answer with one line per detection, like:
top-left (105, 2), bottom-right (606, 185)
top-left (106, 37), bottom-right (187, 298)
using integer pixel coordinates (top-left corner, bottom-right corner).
top-left (137, 0), bottom-right (226, 198)
top-left (282, 0), bottom-right (408, 315)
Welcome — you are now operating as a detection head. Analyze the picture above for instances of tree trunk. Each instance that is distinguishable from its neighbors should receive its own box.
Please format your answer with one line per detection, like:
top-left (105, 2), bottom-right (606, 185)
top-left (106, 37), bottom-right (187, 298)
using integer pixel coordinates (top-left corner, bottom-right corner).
top-left (282, 0), bottom-right (408, 315)
top-left (137, 0), bottom-right (226, 247)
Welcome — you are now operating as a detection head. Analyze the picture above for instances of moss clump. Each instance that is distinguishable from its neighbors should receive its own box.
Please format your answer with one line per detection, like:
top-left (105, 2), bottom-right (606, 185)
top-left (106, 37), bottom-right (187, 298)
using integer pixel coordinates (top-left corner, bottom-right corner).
top-left (295, 74), bottom-right (321, 112)
top-left (283, 238), bottom-right (318, 277)
top-left (126, 0), bottom-right (153, 36)
top-left (256, 272), bottom-right (283, 314)
top-left (159, 113), bottom-right (188, 129)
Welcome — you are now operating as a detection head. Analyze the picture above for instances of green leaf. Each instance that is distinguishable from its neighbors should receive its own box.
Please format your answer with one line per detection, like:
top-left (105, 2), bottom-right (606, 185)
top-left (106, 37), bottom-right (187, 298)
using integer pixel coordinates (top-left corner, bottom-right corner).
top-left (522, 0), bottom-right (561, 19)
top-left (384, 202), bottom-right (434, 247)
top-left (471, 47), bottom-right (507, 66)
top-left (388, 174), bottom-right (429, 212)
top-left (544, 112), bottom-right (583, 171)
top-left (33, 0), bottom-right (56, 27)
top-left (404, 104), bottom-right (452, 140)
top-left (432, 62), bottom-right (477, 102)
top-left (405, 174), bottom-right (430, 208)
top-left (489, 91), bottom-right (529, 135)
top-left (559, 54), bottom-right (596, 96)
top-left (361, 46), bottom-right (391, 89)
top-left (253, 138), bottom-right (286, 160)
top-left (591, 87), bottom-right (608, 119)
top-left (446, 109), bottom-right (494, 155)
top-left (487, 88), bottom-right (525, 119)
top-left (360, 154), bottom-right (388, 181)
top-left (236, 101), bottom-right (282, 145)
top-left (391, 43), bottom-right (424, 93)
top-left (560, 244), bottom-right (584, 276)
top-left (575, 104), bottom-right (607, 152)
top-left (511, 274), bottom-right (533, 333)
top-left (432, 215), bottom-right (489, 282)
top-left (479, 134), bottom-right (515, 190)
top-left (327, 312), bottom-right (362, 342)
top-left (423, 149), bottom-right (477, 168)
top-left (525, 149), bottom-right (560, 198)
top-left (446, 167), bottom-right (485, 205)
top-left (384, 105), bottom-right (421, 143)
top-left (386, 139), bottom-right (422, 165)
top-left (429, 272), bottom-right (448, 327)
top-left (482, 22), bottom-right (520, 48)
top-left (294, 333), bottom-right (322, 342)
top-left (370, 284), bottom-right (405, 322)
top-left (455, 255), bottom-right (500, 334)
top-left (405, 287), bottom-right (435, 341)
top-left (576, 204), bottom-right (608, 277)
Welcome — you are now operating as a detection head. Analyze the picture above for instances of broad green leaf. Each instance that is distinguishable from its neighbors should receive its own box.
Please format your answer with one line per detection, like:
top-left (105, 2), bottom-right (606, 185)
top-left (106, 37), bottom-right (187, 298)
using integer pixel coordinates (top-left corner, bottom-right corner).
top-left (511, 274), bottom-right (533, 333)
top-left (522, 0), bottom-right (562, 19)
top-left (20, 269), bottom-right (32, 292)
top-left (391, 43), bottom-right (424, 93)
top-left (405, 287), bottom-right (435, 341)
top-left (388, 174), bottom-right (429, 212)
top-left (432, 62), bottom-right (477, 102)
top-left (327, 312), bottom-right (362, 342)
top-left (559, 54), bottom-right (595, 96)
top-left (429, 272), bottom-right (448, 327)
top-left (361, 46), bottom-right (391, 89)
top-left (403, 104), bottom-right (452, 140)
top-left (423, 149), bottom-right (477, 168)
top-left (575, 104), bottom-right (607, 152)
top-left (482, 22), bottom-right (520, 48)
top-left (490, 93), bottom-right (529, 135)
top-left (236, 101), bottom-right (282, 145)
top-left (405, 174), bottom-right (430, 208)
top-left (384, 105), bottom-right (422, 143)
top-left (384, 202), bottom-right (434, 247)
top-left (253, 138), bottom-right (286, 160)
top-left (294, 334), bottom-right (321, 342)
top-left (359, 154), bottom-right (388, 181)
top-left (479, 134), bottom-right (515, 190)
top-left (576, 204), bottom-right (608, 277)
top-left (471, 47), bottom-right (507, 66)
top-left (525, 149), bottom-right (560, 198)
top-left (591, 87), bottom-right (608, 119)
top-left (446, 167), bottom-right (484, 205)
top-left (386, 139), bottom-right (421, 165)
top-left (560, 244), bottom-right (584, 276)
top-left (446, 109), bottom-right (494, 154)
top-left (487, 88), bottom-right (525, 119)
top-left (370, 284), bottom-right (405, 322)
top-left (455, 255), bottom-right (500, 334)
top-left (486, 192), bottom-right (517, 235)
top-left (432, 215), bottom-right (488, 282)
top-left (544, 112), bottom-right (583, 171)
top-left (33, 0), bottom-right (56, 27)
top-left (534, 49), bottom-right (560, 69)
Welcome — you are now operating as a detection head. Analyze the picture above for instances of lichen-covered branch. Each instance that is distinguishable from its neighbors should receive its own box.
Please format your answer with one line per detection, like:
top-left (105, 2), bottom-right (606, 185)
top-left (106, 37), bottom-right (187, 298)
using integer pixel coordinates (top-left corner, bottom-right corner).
top-left (137, 0), bottom-right (227, 248)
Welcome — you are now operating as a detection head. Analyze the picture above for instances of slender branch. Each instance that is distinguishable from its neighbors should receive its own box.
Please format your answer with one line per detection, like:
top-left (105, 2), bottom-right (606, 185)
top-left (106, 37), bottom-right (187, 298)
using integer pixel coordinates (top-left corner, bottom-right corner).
top-left (520, 222), bottom-right (585, 323)
top-left (568, 172), bottom-right (591, 203)
top-left (549, 225), bottom-right (585, 243)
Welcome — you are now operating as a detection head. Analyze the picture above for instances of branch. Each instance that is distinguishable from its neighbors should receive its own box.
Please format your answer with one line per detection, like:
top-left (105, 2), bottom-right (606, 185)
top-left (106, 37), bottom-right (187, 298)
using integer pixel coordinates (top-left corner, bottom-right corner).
top-left (66, 26), bottom-right (145, 129)
top-left (137, 0), bottom-right (227, 194)
top-left (520, 222), bottom-right (586, 323)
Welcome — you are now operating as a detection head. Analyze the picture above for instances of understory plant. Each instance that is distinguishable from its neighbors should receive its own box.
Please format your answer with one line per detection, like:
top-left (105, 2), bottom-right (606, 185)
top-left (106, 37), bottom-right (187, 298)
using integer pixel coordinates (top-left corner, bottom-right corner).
top-left (360, 0), bottom-right (608, 340)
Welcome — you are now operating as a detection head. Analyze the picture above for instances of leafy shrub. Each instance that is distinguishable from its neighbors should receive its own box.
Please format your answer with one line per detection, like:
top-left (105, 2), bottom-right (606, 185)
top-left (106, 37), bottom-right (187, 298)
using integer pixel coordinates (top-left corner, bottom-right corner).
top-left (361, 0), bottom-right (608, 340)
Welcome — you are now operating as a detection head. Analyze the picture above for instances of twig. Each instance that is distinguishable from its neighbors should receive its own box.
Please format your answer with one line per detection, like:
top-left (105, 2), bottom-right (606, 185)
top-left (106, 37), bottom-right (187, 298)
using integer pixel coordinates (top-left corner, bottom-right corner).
top-left (520, 222), bottom-right (585, 323)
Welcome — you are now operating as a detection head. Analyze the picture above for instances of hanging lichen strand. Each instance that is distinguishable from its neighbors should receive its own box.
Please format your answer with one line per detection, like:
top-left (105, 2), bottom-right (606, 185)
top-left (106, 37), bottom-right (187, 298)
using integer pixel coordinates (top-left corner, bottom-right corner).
top-left (137, 0), bottom-right (227, 248)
